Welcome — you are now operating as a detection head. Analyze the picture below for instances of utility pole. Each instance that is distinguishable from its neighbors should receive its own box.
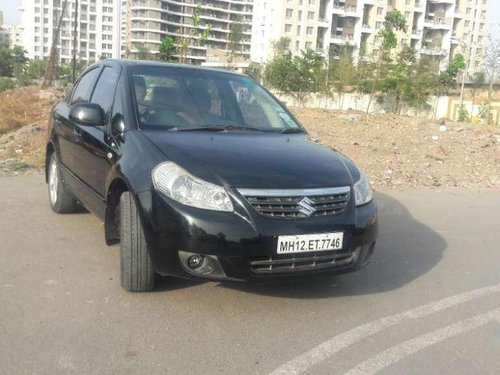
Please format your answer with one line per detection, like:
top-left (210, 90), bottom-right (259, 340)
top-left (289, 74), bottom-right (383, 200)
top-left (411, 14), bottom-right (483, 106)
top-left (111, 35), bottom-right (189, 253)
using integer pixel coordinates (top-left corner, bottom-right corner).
top-left (42, 0), bottom-right (69, 88)
top-left (72, 0), bottom-right (79, 83)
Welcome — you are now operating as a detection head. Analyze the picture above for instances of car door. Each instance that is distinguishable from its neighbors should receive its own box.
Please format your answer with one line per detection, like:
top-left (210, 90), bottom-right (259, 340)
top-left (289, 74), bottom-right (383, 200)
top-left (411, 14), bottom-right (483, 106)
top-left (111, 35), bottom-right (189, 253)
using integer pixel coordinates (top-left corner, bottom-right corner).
top-left (70, 65), bottom-right (121, 215)
top-left (55, 67), bottom-right (102, 179)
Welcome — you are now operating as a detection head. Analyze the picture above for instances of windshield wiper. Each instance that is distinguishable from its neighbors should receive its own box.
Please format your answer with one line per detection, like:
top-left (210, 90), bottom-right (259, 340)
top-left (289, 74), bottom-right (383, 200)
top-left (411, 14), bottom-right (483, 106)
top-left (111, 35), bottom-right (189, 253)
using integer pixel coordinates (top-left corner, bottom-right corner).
top-left (174, 125), bottom-right (265, 132)
top-left (280, 127), bottom-right (304, 134)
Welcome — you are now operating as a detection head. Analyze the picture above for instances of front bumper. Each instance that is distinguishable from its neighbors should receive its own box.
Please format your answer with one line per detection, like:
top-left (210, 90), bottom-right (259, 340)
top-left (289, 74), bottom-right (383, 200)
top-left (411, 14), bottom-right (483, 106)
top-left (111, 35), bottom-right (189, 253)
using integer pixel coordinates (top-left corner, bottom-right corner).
top-left (136, 188), bottom-right (378, 281)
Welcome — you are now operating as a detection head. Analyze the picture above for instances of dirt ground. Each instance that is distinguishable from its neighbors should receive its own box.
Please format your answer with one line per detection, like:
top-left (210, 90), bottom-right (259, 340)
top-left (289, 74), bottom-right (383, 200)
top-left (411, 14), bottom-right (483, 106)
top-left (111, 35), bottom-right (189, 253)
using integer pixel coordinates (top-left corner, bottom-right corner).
top-left (0, 86), bottom-right (499, 189)
top-left (292, 108), bottom-right (500, 190)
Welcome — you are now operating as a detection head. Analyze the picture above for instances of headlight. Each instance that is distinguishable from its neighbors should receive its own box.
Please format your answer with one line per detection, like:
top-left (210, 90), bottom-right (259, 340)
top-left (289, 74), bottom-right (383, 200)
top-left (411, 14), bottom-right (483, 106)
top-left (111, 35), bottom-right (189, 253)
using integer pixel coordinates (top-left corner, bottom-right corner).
top-left (353, 171), bottom-right (373, 206)
top-left (152, 162), bottom-right (233, 212)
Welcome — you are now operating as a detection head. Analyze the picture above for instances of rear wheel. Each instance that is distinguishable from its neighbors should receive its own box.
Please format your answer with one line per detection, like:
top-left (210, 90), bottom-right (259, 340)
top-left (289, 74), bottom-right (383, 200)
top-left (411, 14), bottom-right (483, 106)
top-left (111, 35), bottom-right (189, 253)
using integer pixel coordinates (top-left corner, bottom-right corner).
top-left (119, 192), bottom-right (155, 292)
top-left (48, 153), bottom-right (79, 214)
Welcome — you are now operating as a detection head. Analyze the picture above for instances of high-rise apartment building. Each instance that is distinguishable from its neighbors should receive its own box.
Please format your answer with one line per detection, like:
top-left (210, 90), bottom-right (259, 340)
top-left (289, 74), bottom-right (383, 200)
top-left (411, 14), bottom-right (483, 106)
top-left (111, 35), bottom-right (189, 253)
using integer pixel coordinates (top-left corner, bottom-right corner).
top-left (252, 0), bottom-right (490, 73)
top-left (121, 0), bottom-right (253, 64)
top-left (19, 0), bottom-right (121, 63)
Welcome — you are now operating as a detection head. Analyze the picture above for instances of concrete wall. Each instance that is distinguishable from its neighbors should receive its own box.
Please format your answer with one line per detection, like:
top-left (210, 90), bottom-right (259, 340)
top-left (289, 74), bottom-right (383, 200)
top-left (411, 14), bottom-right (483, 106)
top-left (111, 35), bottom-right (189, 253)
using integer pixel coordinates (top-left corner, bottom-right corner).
top-left (273, 91), bottom-right (500, 124)
top-left (273, 91), bottom-right (450, 119)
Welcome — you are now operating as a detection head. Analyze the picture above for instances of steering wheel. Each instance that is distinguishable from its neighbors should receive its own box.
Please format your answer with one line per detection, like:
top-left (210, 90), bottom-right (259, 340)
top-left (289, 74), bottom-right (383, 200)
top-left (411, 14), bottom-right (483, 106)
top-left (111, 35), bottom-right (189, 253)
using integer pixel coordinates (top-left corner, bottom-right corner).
top-left (140, 106), bottom-right (169, 123)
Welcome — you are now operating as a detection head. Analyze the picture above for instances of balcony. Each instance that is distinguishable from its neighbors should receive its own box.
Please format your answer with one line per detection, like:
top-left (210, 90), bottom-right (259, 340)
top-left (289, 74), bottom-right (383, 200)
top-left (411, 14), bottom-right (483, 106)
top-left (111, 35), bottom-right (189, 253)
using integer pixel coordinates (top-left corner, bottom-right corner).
top-left (411, 28), bottom-right (422, 39)
top-left (345, 5), bottom-right (359, 17)
top-left (318, 17), bottom-right (330, 27)
top-left (361, 23), bottom-right (373, 33)
top-left (414, 1), bottom-right (424, 11)
top-left (428, 0), bottom-right (455, 4)
top-left (420, 46), bottom-right (446, 56)
top-left (330, 32), bottom-right (356, 45)
top-left (423, 17), bottom-right (452, 30)
top-left (332, 3), bottom-right (360, 17)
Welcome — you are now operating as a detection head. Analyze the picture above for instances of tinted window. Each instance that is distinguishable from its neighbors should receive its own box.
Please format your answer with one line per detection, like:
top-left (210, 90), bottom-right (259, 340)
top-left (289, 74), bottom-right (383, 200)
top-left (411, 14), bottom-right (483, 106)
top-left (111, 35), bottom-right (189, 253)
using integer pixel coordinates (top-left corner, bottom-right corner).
top-left (71, 68), bottom-right (101, 104)
top-left (91, 67), bottom-right (120, 119)
top-left (130, 66), bottom-right (300, 131)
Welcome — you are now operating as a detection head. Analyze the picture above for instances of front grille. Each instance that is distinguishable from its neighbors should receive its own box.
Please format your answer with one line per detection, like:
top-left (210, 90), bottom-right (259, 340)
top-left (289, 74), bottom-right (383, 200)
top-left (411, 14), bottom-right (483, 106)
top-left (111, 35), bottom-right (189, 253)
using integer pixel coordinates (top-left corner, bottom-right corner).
top-left (238, 187), bottom-right (351, 219)
top-left (249, 248), bottom-right (360, 274)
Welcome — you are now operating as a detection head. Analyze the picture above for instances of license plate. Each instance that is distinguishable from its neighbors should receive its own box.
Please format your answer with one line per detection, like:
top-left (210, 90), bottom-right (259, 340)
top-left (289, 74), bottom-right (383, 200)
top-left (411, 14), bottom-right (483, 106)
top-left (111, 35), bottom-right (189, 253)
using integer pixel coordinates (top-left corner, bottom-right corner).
top-left (276, 232), bottom-right (344, 254)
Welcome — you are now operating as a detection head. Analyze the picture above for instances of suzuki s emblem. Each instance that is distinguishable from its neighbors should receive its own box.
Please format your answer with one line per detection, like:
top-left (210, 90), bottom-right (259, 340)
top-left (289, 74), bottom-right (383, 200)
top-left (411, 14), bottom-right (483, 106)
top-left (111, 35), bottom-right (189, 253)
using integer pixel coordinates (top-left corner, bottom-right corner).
top-left (298, 197), bottom-right (316, 217)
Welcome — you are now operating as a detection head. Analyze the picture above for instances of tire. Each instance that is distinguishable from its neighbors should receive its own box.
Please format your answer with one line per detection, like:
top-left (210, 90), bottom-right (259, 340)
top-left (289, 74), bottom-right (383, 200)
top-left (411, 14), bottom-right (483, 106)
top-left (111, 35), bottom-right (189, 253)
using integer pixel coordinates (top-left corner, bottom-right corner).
top-left (47, 153), bottom-right (79, 214)
top-left (120, 191), bottom-right (155, 292)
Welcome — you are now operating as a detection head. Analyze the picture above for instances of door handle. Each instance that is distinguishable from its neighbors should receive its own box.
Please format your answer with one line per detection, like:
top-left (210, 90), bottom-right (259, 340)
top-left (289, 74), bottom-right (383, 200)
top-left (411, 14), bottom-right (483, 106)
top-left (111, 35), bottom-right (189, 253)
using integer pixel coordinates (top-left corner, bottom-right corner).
top-left (73, 128), bottom-right (83, 143)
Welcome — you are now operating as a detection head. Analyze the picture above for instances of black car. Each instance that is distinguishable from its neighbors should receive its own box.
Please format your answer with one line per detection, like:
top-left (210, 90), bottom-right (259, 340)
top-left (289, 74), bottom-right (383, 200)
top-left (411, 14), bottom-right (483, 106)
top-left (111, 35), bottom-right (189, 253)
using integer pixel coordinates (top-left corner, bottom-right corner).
top-left (46, 59), bottom-right (378, 292)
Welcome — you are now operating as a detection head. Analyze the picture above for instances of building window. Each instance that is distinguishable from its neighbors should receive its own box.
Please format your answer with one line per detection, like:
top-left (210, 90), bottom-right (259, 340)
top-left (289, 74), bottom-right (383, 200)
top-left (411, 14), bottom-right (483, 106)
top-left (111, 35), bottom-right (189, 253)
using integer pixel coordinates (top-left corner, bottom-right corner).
top-left (377, 7), bottom-right (383, 15)
top-left (296, 40), bottom-right (300, 51)
top-left (285, 24), bottom-right (292, 33)
top-left (305, 41), bottom-right (311, 49)
top-left (286, 9), bottom-right (293, 19)
top-left (306, 26), bottom-right (313, 35)
top-left (297, 25), bottom-right (301, 36)
top-left (307, 11), bottom-right (314, 20)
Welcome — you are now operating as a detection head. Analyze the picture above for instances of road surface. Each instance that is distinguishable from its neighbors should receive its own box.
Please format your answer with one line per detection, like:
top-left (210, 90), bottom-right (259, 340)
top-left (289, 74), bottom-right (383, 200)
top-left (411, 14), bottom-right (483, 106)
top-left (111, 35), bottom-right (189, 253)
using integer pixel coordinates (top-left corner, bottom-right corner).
top-left (1, 174), bottom-right (499, 375)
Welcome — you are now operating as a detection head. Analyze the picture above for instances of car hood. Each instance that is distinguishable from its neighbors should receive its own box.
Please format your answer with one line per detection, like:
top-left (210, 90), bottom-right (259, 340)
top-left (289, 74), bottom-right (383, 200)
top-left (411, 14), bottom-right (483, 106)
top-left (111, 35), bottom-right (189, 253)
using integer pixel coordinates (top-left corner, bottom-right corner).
top-left (142, 131), bottom-right (357, 189)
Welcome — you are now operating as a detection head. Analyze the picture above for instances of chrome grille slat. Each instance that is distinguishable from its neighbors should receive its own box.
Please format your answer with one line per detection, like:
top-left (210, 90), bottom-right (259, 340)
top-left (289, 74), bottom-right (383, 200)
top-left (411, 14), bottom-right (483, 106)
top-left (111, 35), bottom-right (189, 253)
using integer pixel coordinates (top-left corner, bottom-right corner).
top-left (238, 187), bottom-right (351, 219)
top-left (249, 250), bottom-right (357, 274)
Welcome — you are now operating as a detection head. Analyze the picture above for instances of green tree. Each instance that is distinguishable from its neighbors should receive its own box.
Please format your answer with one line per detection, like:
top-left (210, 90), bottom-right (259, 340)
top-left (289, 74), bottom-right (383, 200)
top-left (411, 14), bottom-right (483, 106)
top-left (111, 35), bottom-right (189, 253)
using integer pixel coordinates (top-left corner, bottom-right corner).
top-left (178, 2), bottom-right (211, 64)
top-left (483, 35), bottom-right (500, 125)
top-left (134, 43), bottom-right (155, 61)
top-left (0, 46), bottom-right (14, 77)
top-left (11, 46), bottom-right (29, 78)
top-left (159, 36), bottom-right (176, 62)
top-left (366, 9), bottom-right (407, 113)
top-left (227, 21), bottom-right (246, 65)
top-left (380, 45), bottom-right (416, 113)
top-left (405, 56), bottom-right (436, 112)
top-left (470, 71), bottom-right (485, 117)
top-left (330, 50), bottom-right (355, 109)
top-left (264, 39), bottom-right (324, 104)
top-left (244, 62), bottom-right (262, 81)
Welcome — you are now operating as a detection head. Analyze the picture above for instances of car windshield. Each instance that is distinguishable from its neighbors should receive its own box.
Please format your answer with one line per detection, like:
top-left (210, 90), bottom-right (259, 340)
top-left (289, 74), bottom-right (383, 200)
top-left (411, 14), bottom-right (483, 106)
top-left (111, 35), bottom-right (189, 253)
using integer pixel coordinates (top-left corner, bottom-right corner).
top-left (129, 66), bottom-right (302, 132)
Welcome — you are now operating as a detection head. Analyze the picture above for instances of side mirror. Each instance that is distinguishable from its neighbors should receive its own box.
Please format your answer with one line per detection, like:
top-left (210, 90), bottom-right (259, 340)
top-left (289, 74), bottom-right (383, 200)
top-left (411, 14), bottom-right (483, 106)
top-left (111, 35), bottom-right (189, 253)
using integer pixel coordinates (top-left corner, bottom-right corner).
top-left (111, 113), bottom-right (126, 135)
top-left (69, 103), bottom-right (105, 126)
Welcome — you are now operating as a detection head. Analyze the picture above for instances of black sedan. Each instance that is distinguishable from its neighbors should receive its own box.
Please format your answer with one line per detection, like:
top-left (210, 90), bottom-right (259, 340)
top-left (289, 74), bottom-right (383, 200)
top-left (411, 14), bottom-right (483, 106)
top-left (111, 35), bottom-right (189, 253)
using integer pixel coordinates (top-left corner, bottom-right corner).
top-left (46, 59), bottom-right (378, 292)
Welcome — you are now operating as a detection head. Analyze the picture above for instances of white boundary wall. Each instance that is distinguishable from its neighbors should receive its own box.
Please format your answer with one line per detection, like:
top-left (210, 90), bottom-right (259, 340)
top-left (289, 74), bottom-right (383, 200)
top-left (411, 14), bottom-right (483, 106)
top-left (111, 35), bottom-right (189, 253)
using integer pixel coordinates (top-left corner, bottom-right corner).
top-left (273, 92), bottom-right (451, 119)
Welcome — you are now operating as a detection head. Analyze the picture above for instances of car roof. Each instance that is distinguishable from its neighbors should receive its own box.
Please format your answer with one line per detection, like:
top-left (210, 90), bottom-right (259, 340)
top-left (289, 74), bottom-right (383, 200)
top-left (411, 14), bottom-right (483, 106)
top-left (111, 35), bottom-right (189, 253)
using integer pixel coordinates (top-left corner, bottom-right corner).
top-left (96, 59), bottom-right (248, 78)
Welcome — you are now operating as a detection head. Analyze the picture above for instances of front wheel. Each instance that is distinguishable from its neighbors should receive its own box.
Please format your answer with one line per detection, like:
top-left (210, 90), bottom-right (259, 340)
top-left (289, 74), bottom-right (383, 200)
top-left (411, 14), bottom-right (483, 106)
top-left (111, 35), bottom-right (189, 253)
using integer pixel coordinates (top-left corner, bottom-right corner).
top-left (47, 153), bottom-right (79, 214)
top-left (119, 192), bottom-right (155, 292)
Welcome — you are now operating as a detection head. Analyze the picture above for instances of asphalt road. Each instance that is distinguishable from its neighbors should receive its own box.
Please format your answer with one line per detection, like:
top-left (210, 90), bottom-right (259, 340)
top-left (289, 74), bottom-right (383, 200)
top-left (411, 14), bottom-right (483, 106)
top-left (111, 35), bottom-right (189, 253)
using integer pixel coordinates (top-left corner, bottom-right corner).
top-left (1, 174), bottom-right (499, 375)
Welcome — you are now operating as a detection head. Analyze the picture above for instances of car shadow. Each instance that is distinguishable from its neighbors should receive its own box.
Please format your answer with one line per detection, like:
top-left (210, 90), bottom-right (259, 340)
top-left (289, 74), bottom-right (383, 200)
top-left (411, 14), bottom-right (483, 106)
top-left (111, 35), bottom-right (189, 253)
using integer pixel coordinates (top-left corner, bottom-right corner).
top-left (154, 275), bottom-right (204, 292)
top-left (217, 192), bottom-right (447, 299)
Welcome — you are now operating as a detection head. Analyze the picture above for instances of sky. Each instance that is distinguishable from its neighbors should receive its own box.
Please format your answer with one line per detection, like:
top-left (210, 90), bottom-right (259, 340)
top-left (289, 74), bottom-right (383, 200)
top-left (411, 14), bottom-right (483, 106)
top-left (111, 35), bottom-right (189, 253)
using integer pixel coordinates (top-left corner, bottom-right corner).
top-left (1, 0), bottom-right (500, 33)
top-left (2, 0), bottom-right (22, 24)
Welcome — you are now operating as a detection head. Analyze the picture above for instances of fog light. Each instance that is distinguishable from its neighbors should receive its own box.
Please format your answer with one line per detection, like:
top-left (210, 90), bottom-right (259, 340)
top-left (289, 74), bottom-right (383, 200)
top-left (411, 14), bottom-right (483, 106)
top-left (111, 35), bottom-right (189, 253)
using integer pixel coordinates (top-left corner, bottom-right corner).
top-left (188, 254), bottom-right (204, 269)
top-left (178, 251), bottom-right (226, 278)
